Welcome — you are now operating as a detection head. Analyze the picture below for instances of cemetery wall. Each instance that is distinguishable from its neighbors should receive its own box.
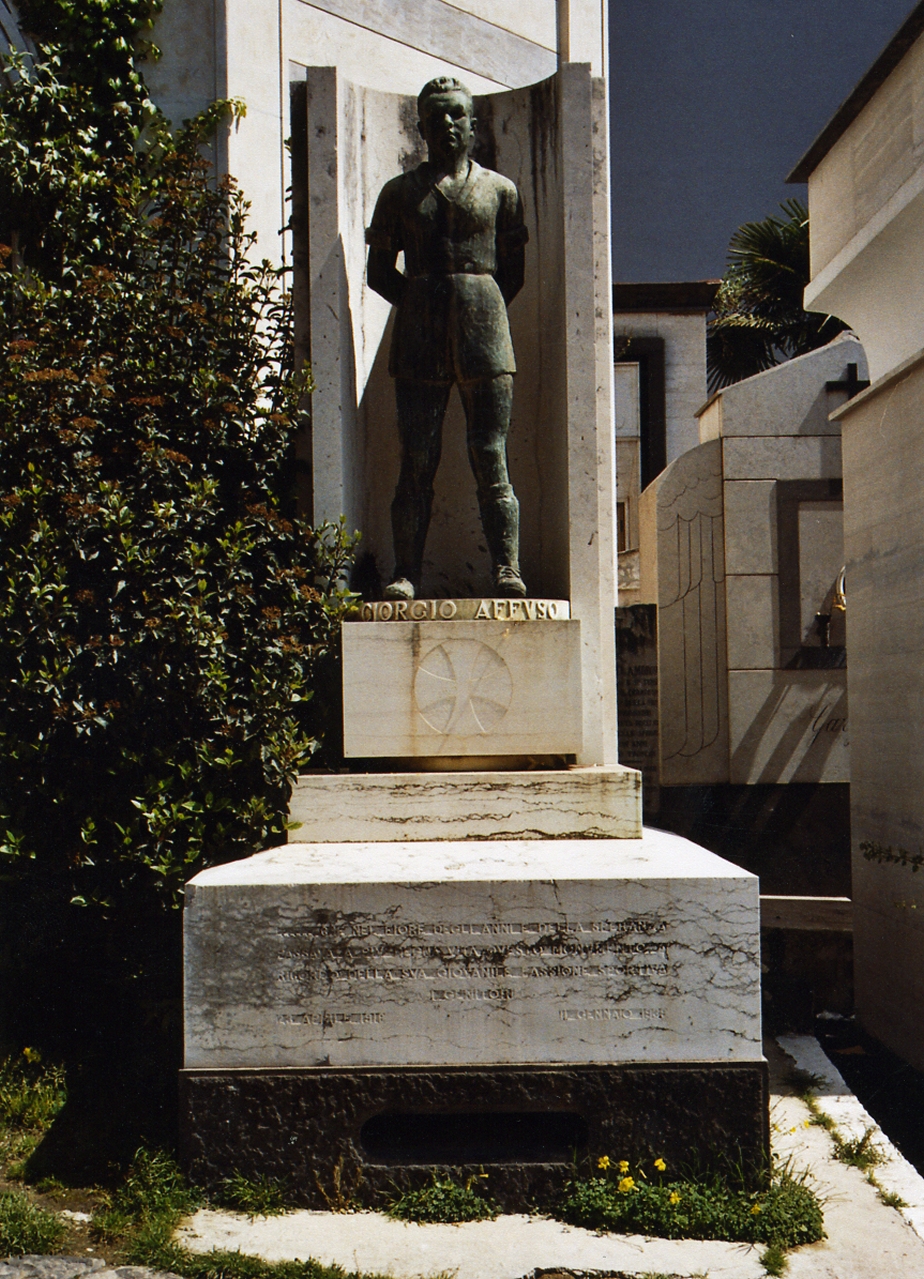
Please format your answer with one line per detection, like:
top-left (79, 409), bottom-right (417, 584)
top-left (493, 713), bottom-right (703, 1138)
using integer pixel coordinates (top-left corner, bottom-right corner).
top-left (148, 0), bottom-right (606, 264)
top-left (833, 353), bottom-right (924, 1069)
top-left (801, 25), bottom-right (924, 381)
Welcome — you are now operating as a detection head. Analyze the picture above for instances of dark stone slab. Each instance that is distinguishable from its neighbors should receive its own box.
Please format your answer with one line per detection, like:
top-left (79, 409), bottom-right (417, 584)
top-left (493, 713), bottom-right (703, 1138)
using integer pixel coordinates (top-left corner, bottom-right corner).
top-left (180, 1061), bottom-right (769, 1210)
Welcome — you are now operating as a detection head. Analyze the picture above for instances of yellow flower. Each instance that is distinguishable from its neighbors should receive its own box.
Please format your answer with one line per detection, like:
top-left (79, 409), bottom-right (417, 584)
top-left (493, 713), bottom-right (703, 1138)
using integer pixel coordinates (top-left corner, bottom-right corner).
top-left (669, 1191), bottom-right (681, 1205)
top-left (597, 1155), bottom-right (611, 1170)
top-left (618, 1176), bottom-right (636, 1193)
top-left (751, 1202), bottom-right (762, 1215)
top-left (653, 1157), bottom-right (666, 1172)
top-left (22, 1047), bottom-right (40, 1063)
top-left (618, 1160), bottom-right (629, 1174)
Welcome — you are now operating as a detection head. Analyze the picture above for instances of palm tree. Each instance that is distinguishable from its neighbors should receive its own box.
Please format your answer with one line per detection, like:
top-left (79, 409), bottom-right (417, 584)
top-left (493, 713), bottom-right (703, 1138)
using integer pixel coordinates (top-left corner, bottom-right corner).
top-left (706, 198), bottom-right (847, 392)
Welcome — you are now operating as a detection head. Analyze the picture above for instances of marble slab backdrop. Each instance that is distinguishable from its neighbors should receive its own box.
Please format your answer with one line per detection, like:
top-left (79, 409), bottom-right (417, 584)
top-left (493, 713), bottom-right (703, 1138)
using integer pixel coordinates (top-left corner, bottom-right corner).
top-left (184, 830), bottom-right (762, 1070)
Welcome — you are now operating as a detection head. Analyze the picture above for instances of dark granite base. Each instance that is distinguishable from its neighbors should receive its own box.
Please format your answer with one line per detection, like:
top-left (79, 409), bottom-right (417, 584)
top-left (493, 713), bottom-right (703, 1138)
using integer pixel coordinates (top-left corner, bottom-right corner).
top-left (180, 1061), bottom-right (769, 1209)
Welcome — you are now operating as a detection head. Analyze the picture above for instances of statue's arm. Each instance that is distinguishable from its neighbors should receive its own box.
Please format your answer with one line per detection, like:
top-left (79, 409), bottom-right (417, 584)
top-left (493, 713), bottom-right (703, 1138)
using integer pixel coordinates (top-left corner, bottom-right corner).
top-left (365, 179), bottom-right (406, 307)
top-left (494, 183), bottom-right (529, 306)
top-left (367, 246), bottom-right (406, 307)
top-left (495, 241), bottom-right (525, 306)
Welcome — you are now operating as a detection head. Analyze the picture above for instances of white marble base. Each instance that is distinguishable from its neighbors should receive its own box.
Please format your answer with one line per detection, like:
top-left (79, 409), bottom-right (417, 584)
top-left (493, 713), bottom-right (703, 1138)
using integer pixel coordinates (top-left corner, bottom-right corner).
top-left (184, 829), bottom-right (762, 1070)
top-left (289, 767), bottom-right (642, 842)
top-left (341, 619), bottom-right (583, 759)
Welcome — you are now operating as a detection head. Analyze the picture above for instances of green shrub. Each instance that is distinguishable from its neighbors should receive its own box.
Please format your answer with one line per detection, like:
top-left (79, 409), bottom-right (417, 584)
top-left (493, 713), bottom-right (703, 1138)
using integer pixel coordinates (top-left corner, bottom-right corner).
top-left (0, 1187), bottom-right (65, 1255)
top-left (0, 15), bottom-right (355, 921)
top-left (387, 1175), bottom-right (499, 1223)
top-left (0, 1050), bottom-right (66, 1130)
top-left (555, 1169), bottom-right (823, 1249)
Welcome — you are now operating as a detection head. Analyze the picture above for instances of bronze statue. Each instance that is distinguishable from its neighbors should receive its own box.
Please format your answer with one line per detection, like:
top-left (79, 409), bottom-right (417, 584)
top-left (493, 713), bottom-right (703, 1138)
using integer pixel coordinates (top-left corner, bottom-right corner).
top-left (366, 76), bottom-right (528, 599)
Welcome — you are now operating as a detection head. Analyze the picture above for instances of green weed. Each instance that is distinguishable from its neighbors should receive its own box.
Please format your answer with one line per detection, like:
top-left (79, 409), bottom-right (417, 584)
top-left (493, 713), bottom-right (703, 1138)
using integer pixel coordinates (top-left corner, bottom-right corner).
top-left (213, 1173), bottom-right (290, 1217)
top-left (130, 1238), bottom-right (395, 1279)
top-left (0, 1187), bottom-right (66, 1256)
top-left (875, 1184), bottom-right (906, 1209)
top-left (0, 1051), bottom-right (68, 1180)
top-left (312, 1156), bottom-right (363, 1213)
top-left (760, 1242), bottom-right (788, 1276)
top-left (0, 1052), bottom-right (67, 1131)
top-left (833, 1127), bottom-right (884, 1171)
top-left (93, 1146), bottom-right (200, 1243)
top-left (554, 1167), bottom-right (823, 1249)
top-left (386, 1173), bottom-right (499, 1223)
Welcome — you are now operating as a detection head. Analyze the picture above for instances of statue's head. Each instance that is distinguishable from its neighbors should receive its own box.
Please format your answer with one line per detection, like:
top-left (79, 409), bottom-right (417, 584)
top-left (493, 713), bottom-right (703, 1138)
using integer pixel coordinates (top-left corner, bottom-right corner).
top-left (417, 77), bottom-right (475, 160)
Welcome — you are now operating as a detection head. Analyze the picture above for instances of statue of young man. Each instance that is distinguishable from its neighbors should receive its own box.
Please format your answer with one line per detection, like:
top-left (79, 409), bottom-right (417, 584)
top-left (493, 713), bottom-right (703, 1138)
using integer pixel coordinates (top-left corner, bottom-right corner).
top-left (365, 76), bottom-right (529, 600)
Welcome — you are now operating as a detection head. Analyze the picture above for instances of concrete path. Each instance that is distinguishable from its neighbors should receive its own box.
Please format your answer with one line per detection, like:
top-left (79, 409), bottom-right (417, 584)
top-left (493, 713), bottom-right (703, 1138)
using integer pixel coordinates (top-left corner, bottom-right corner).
top-left (178, 1208), bottom-right (765, 1278)
top-left (175, 1037), bottom-right (924, 1277)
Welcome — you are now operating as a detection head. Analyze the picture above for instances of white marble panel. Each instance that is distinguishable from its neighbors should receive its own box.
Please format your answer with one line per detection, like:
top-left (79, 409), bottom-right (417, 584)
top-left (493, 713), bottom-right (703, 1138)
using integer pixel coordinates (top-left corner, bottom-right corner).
top-left (725, 575), bottom-right (779, 671)
top-left (650, 440), bottom-right (729, 785)
top-left (723, 481), bottom-right (777, 576)
top-left (714, 335), bottom-right (866, 438)
top-left (289, 766), bottom-right (642, 841)
top-left (342, 619), bottom-right (583, 758)
top-left (728, 669), bottom-right (849, 785)
top-left (183, 829), bottom-right (763, 1069)
top-left (297, 0), bottom-right (557, 82)
top-left (722, 435), bottom-right (842, 481)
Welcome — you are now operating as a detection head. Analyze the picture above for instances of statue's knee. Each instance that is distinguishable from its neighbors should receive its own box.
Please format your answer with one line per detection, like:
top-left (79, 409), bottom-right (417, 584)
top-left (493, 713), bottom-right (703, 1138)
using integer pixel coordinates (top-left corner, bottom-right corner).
top-left (479, 481), bottom-right (516, 506)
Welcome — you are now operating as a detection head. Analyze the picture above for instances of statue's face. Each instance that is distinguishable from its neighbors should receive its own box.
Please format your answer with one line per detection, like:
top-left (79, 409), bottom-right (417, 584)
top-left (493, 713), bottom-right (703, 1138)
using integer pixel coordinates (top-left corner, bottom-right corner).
top-left (418, 90), bottom-right (475, 162)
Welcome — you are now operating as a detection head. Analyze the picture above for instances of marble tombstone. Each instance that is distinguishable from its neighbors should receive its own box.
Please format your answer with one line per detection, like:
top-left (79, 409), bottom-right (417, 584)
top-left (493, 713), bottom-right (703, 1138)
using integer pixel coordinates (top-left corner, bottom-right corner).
top-left (180, 60), bottom-right (767, 1209)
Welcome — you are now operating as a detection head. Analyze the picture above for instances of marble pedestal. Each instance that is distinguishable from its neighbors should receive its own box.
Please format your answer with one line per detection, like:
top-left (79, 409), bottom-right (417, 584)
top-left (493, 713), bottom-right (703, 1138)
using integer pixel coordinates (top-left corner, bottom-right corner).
top-left (341, 605), bottom-right (582, 760)
top-left (289, 766), bottom-right (643, 841)
top-left (181, 829), bottom-right (768, 1204)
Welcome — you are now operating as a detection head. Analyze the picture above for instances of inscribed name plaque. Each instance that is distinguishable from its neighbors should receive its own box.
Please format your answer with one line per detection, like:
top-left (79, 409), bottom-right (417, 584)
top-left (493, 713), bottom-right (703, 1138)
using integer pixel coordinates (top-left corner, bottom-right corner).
top-left (184, 832), bottom-right (763, 1070)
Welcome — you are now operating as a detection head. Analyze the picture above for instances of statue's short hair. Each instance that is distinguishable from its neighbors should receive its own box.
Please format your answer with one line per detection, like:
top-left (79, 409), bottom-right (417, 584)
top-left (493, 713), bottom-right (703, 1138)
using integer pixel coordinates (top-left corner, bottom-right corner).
top-left (417, 77), bottom-right (474, 118)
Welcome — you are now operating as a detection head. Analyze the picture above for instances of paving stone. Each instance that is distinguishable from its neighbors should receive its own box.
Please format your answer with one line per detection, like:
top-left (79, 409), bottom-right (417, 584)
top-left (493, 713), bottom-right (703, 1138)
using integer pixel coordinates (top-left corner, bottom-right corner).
top-left (0, 1260), bottom-right (106, 1279)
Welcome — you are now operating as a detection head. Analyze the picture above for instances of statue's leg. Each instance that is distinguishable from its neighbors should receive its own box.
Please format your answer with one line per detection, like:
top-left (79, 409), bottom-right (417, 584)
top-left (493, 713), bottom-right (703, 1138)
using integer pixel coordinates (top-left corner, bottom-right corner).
top-left (388, 379), bottom-right (451, 595)
top-left (461, 374), bottom-right (526, 597)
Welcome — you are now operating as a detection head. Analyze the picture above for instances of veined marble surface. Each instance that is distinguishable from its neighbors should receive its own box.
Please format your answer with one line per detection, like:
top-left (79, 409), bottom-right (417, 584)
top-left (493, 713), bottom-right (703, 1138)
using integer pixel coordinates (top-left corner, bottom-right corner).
top-left (184, 829), bottom-right (762, 1069)
top-left (289, 767), bottom-right (642, 842)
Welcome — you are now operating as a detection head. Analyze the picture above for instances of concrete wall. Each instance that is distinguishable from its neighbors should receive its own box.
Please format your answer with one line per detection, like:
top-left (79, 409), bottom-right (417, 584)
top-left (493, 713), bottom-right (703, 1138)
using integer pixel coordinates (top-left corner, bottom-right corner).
top-left (613, 311), bottom-right (708, 466)
top-left (833, 350), bottom-right (924, 1070)
top-left (804, 29), bottom-right (924, 382)
top-left (640, 335), bottom-right (865, 788)
top-left (148, 0), bottom-right (606, 263)
top-left (639, 438), bottom-right (729, 786)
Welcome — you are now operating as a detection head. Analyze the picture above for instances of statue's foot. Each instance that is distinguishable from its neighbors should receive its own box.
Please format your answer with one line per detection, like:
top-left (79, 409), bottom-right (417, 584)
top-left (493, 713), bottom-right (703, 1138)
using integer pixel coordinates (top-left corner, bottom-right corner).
top-left (384, 577), bottom-right (416, 600)
top-left (494, 565), bottom-right (527, 598)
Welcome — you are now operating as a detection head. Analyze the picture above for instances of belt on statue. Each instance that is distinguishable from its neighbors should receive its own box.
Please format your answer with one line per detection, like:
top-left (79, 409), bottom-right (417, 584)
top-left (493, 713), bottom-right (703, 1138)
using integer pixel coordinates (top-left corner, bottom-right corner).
top-left (408, 267), bottom-right (494, 277)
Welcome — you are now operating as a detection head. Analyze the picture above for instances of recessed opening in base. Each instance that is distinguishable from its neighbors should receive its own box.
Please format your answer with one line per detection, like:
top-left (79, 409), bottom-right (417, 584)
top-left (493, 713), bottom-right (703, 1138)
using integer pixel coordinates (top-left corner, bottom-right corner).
top-left (359, 1110), bottom-right (588, 1164)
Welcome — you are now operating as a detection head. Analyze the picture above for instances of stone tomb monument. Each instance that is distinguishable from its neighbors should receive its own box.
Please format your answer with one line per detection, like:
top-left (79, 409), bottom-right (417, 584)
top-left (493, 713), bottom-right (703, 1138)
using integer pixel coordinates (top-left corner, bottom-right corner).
top-left (180, 66), bottom-right (768, 1208)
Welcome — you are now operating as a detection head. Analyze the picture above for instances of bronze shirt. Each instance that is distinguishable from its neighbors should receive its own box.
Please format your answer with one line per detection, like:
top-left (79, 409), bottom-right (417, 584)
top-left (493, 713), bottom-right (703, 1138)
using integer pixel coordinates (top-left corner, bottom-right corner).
top-left (366, 160), bottom-right (528, 383)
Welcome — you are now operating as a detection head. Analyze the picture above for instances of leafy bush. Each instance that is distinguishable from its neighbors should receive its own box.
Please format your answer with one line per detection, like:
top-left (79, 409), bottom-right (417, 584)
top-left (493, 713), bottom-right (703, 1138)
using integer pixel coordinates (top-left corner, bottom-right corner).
top-left (0, 6), bottom-right (354, 920)
top-left (0, 1187), bottom-right (65, 1255)
top-left (0, 1050), bottom-right (66, 1130)
top-left (386, 1175), bottom-right (499, 1223)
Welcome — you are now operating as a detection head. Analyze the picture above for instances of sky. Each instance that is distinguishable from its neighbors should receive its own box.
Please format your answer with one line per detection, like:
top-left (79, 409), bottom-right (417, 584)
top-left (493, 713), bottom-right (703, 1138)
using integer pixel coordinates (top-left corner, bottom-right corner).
top-left (608, 0), bottom-right (916, 282)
